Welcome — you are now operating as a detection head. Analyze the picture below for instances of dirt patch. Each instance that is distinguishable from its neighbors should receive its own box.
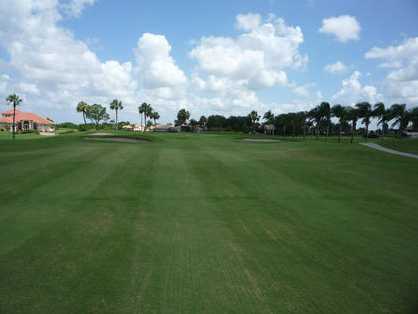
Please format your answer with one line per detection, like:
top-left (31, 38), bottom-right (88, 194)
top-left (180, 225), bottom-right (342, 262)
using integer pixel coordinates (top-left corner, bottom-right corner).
top-left (242, 138), bottom-right (280, 143)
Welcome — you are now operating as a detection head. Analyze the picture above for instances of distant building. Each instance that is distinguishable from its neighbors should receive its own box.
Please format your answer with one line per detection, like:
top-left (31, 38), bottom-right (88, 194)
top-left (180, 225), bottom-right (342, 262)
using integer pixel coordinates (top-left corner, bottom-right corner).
top-left (0, 109), bottom-right (54, 133)
top-left (154, 123), bottom-right (175, 132)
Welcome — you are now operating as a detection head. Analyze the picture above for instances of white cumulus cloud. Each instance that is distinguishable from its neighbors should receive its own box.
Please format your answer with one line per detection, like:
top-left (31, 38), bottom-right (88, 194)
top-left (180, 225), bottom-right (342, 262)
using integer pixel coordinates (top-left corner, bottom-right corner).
top-left (236, 13), bottom-right (261, 31)
top-left (365, 37), bottom-right (418, 104)
top-left (190, 13), bottom-right (307, 89)
top-left (319, 15), bottom-right (361, 43)
top-left (332, 71), bottom-right (382, 104)
top-left (135, 33), bottom-right (187, 89)
top-left (324, 61), bottom-right (347, 74)
top-left (186, 13), bottom-right (309, 116)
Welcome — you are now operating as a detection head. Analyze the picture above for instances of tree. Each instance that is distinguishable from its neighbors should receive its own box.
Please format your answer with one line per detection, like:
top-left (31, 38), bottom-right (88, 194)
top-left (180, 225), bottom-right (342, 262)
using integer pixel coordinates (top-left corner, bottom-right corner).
top-left (76, 101), bottom-right (89, 125)
top-left (248, 110), bottom-right (260, 134)
top-left (138, 102), bottom-right (147, 130)
top-left (319, 102), bottom-right (331, 137)
top-left (109, 99), bottom-right (123, 129)
top-left (355, 102), bottom-right (372, 140)
top-left (175, 108), bottom-right (190, 126)
top-left (300, 111), bottom-right (309, 138)
top-left (199, 116), bottom-right (208, 128)
top-left (410, 107), bottom-right (418, 130)
top-left (190, 119), bottom-right (199, 128)
top-left (6, 94), bottom-right (23, 139)
top-left (226, 116), bottom-right (249, 132)
top-left (263, 110), bottom-right (275, 124)
top-left (151, 111), bottom-right (160, 125)
top-left (207, 115), bottom-right (226, 129)
top-left (308, 106), bottom-right (322, 138)
top-left (331, 104), bottom-right (346, 143)
top-left (346, 107), bottom-right (358, 144)
top-left (145, 104), bottom-right (154, 129)
top-left (373, 102), bottom-right (387, 135)
top-left (86, 104), bottom-right (109, 127)
top-left (388, 104), bottom-right (409, 135)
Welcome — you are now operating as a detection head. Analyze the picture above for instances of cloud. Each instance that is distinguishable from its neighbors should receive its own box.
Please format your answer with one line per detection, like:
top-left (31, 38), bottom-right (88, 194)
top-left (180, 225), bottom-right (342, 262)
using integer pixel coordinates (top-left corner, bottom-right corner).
top-left (319, 15), bottom-right (361, 43)
top-left (0, 0), bottom-right (192, 121)
top-left (0, 74), bottom-right (11, 95)
top-left (185, 13), bottom-right (310, 116)
top-left (135, 33), bottom-right (187, 89)
top-left (0, 4), bottom-right (314, 122)
top-left (236, 13), bottom-right (261, 31)
top-left (324, 61), bottom-right (347, 74)
top-left (190, 14), bottom-right (307, 87)
top-left (332, 71), bottom-right (382, 104)
top-left (365, 37), bottom-right (418, 104)
top-left (61, 0), bottom-right (96, 18)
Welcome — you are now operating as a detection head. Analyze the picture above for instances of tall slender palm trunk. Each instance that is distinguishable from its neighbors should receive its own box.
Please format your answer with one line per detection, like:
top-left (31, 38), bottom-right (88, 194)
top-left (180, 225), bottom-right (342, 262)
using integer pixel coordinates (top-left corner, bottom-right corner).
top-left (82, 112), bottom-right (87, 125)
top-left (12, 104), bottom-right (16, 140)
top-left (140, 114), bottom-right (143, 131)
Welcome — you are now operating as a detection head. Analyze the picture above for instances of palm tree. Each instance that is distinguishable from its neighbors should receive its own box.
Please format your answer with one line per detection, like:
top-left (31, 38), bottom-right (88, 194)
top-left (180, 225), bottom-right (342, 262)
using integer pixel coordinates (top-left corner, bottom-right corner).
top-left (151, 111), bottom-right (160, 125)
top-left (331, 104), bottom-right (346, 143)
top-left (248, 110), bottom-right (260, 134)
top-left (373, 102), bottom-right (386, 136)
top-left (138, 102), bottom-right (147, 130)
top-left (6, 94), bottom-right (22, 140)
top-left (76, 101), bottom-right (89, 125)
top-left (355, 102), bottom-right (372, 140)
top-left (319, 102), bottom-right (331, 137)
top-left (308, 106), bottom-right (321, 139)
top-left (263, 110), bottom-right (275, 124)
top-left (145, 104), bottom-right (153, 128)
top-left (346, 107), bottom-right (358, 144)
top-left (109, 99), bottom-right (123, 129)
top-left (388, 104), bottom-right (409, 136)
top-left (299, 111), bottom-right (308, 138)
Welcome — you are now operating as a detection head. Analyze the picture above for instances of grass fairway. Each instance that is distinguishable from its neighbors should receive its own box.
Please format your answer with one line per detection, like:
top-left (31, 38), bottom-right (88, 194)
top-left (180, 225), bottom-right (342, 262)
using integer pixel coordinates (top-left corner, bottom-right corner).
top-left (1, 133), bottom-right (418, 313)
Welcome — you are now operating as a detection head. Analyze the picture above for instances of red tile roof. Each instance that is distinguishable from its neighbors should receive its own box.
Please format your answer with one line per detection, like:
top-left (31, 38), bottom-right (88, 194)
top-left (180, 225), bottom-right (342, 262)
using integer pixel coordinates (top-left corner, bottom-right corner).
top-left (0, 109), bottom-right (53, 125)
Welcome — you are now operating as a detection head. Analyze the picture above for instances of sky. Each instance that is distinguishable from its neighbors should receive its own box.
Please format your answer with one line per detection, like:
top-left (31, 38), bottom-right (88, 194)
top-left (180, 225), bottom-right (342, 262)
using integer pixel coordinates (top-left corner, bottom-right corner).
top-left (1, 0), bottom-right (418, 124)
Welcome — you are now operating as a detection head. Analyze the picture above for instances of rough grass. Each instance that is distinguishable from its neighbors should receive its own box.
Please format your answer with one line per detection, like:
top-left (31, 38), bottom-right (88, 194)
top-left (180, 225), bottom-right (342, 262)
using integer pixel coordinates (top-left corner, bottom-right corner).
top-left (0, 133), bottom-right (417, 313)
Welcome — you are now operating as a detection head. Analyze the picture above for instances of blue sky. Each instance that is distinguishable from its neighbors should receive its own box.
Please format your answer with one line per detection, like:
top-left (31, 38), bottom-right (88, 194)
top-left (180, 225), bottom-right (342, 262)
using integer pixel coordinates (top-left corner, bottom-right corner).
top-left (1, 0), bottom-right (418, 123)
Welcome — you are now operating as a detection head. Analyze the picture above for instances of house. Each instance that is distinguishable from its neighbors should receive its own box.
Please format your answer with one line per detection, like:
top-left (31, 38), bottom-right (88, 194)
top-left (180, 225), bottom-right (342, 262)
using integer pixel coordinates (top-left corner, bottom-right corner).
top-left (154, 123), bottom-right (175, 132)
top-left (0, 109), bottom-right (55, 133)
top-left (121, 124), bottom-right (145, 132)
top-left (264, 124), bottom-right (276, 135)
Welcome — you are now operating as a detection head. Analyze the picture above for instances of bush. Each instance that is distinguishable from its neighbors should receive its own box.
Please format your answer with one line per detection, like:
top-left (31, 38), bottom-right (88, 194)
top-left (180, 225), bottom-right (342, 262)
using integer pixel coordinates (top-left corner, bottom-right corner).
top-left (57, 122), bottom-right (78, 129)
top-left (78, 124), bottom-right (96, 132)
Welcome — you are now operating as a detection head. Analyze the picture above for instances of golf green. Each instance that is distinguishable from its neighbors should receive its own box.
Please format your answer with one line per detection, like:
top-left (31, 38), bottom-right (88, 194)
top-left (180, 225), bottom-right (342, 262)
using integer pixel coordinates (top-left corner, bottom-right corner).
top-left (0, 133), bottom-right (417, 313)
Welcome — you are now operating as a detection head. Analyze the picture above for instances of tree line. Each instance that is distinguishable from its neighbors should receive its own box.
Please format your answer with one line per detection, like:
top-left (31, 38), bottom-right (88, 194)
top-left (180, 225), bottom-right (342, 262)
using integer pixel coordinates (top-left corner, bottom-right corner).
top-left (175, 102), bottom-right (418, 141)
top-left (76, 100), bottom-right (160, 130)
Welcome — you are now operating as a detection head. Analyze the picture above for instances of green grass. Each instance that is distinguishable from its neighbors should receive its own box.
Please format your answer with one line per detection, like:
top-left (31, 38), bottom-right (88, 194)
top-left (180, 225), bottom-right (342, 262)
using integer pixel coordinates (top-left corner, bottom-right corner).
top-left (376, 137), bottom-right (418, 155)
top-left (0, 131), bottom-right (44, 140)
top-left (0, 133), bottom-right (417, 313)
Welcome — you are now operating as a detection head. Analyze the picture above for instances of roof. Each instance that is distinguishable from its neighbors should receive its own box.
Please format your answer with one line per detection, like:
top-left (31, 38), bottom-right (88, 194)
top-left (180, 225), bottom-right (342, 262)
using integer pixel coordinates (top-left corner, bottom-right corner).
top-left (0, 109), bottom-right (53, 125)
